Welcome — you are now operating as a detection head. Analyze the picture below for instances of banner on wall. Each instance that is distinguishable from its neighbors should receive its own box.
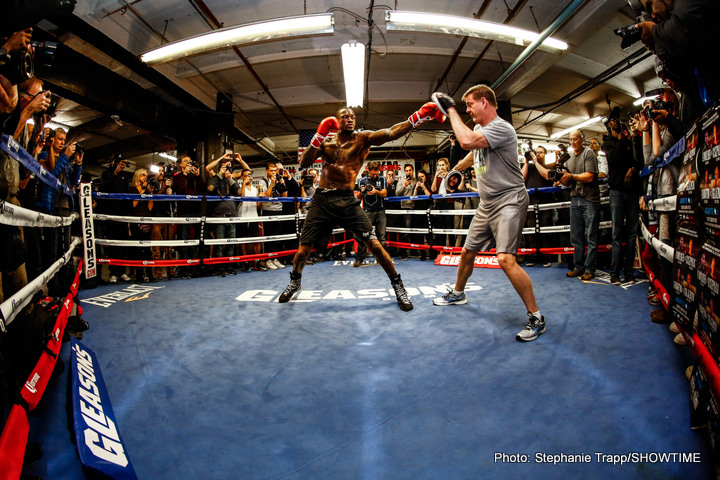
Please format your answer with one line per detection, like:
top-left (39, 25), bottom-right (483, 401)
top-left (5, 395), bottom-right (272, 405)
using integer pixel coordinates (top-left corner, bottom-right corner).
top-left (79, 183), bottom-right (97, 279)
top-left (434, 254), bottom-right (501, 269)
top-left (249, 160), bottom-right (414, 188)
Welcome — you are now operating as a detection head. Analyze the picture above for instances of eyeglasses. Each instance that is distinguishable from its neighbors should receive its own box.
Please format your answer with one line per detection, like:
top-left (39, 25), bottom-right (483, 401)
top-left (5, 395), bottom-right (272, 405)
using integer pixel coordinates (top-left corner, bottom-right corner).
top-left (21, 90), bottom-right (45, 100)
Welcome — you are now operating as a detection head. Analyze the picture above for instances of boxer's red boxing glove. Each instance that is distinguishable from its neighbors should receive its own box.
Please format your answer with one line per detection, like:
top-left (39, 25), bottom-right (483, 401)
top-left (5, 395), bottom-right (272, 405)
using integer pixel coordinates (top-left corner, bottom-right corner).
top-left (408, 102), bottom-right (446, 128)
top-left (310, 116), bottom-right (340, 148)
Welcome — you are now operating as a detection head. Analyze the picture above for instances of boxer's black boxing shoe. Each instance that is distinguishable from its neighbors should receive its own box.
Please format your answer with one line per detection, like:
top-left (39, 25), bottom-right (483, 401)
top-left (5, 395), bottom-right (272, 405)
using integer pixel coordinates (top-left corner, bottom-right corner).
top-left (279, 272), bottom-right (301, 303)
top-left (391, 275), bottom-right (413, 311)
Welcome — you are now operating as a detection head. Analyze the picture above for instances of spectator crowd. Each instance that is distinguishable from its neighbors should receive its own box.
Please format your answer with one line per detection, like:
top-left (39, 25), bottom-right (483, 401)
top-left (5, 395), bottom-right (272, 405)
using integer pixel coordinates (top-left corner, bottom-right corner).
top-left (1, 0), bottom-right (717, 309)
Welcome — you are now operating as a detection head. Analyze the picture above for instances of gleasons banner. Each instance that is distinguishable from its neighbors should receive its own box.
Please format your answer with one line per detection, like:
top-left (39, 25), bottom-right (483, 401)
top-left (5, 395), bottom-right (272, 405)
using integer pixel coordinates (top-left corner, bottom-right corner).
top-left (70, 338), bottom-right (138, 480)
top-left (434, 254), bottom-right (501, 269)
top-left (79, 182), bottom-right (97, 279)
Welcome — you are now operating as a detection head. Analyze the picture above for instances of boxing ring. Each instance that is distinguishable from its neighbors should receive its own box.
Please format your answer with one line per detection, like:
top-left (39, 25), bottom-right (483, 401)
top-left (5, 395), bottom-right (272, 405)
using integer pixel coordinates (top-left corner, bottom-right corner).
top-left (1, 134), bottom-right (716, 479)
top-left (87, 186), bottom-right (614, 273)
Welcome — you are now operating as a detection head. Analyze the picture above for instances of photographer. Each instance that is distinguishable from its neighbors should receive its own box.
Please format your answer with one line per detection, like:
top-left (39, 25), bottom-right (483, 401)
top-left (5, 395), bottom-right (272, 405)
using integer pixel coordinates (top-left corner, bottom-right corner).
top-left (559, 130), bottom-right (600, 281)
top-left (354, 161), bottom-right (388, 267)
top-left (99, 155), bottom-right (131, 283)
top-left (637, 89), bottom-right (680, 247)
top-left (278, 163), bottom-right (301, 266)
top-left (430, 157), bottom-right (453, 247)
top-left (149, 167), bottom-right (174, 280)
top-left (0, 28), bottom-right (32, 120)
top-left (258, 162), bottom-right (288, 270)
top-left (521, 146), bottom-right (554, 267)
top-left (604, 110), bottom-right (643, 285)
top-left (635, 0), bottom-right (720, 109)
top-left (394, 164), bottom-right (417, 260)
top-left (412, 169), bottom-right (432, 261)
top-left (173, 155), bottom-right (206, 279)
top-left (235, 168), bottom-right (263, 271)
top-left (128, 168), bottom-right (154, 283)
top-left (35, 128), bottom-right (82, 296)
top-left (300, 168), bottom-right (319, 213)
top-left (206, 154), bottom-right (247, 276)
top-left (36, 129), bottom-right (82, 214)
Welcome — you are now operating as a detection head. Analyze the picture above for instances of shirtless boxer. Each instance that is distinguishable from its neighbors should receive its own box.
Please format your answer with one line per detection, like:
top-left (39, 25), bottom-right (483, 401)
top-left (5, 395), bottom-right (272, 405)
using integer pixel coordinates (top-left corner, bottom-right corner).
top-left (278, 104), bottom-right (445, 310)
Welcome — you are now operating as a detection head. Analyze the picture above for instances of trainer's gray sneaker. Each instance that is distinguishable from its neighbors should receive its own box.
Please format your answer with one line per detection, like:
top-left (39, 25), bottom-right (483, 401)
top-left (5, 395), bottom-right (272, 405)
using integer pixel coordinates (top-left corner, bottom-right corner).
top-left (516, 314), bottom-right (546, 342)
top-left (433, 289), bottom-right (467, 306)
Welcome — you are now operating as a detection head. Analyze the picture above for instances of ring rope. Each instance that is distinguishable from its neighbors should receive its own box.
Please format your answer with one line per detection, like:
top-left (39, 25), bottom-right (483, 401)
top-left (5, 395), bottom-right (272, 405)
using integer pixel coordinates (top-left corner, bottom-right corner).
top-left (0, 134), bottom-right (73, 196)
top-left (0, 201), bottom-right (78, 228)
top-left (0, 236), bottom-right (81, 332)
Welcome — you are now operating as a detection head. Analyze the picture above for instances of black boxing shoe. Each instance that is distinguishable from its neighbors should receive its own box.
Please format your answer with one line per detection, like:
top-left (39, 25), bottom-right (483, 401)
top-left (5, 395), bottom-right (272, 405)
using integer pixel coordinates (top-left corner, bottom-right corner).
top-left (390, 274), bottom-right (413, 311)
top-left (431, 92), bottom-right (456, 117)
top-left (279, 272), bottom-right (302, 303)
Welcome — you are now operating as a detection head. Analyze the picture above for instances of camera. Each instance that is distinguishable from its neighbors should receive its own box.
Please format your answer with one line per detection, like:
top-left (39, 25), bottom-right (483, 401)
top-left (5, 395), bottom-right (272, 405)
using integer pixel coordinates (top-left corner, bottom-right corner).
top-left (74, 143), bottom-right (85, 156)
top-left (147, 177), bottom-right (160, 192)
top-left (364, 183), bottom-right (374, 193)
top-left (44, 95), bottom-right (58, 118)
top-left (0, 41), bottom-right (58, 86)
top-left (642, 97), bottom-right (669, 120)
top-left (614, 0), bottom-right (652, 50)
top-left (0, 49), bottom-right (33, 85)
top-left (30, 41), bottom-right (58, 69)
top-left (548, 165), bottom-right (569, 183)
top-left (301, 174), bottom-right (315, 189)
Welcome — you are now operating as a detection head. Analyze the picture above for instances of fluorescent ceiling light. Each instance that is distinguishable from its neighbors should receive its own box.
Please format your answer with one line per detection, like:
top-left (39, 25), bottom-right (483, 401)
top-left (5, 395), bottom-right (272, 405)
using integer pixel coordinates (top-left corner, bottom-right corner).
top-left (342, 42), bottom-right (365, 108)
top-left (633, 95), bottom-right (660, 106)
top-left (549, 116), bottom-right (604, 140)
top-left (158, 152), bottom-right (177, 162)
top-left (140, 14), bottom-right (334, 64)
top-left (386, 11), bottom-right (568, 52)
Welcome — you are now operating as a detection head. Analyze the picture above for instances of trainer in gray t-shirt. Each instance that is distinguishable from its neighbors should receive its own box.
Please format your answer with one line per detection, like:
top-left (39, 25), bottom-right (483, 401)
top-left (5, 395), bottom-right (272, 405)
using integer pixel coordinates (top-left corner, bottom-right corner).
top-left (472, 116), bottom-right (525, 206)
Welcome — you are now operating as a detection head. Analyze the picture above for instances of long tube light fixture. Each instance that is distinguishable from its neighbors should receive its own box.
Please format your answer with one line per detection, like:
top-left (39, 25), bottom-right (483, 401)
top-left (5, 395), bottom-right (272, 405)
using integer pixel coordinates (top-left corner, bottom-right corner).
top-left (633, 94), bottom-right (660, 106)
top-left (550, 116), bottom-right (605, 140)
top-left (140, 13), bottom-right (335, 64)
top-left (341, 42), bottom-right (365, 108)
top-left (386, 11), bottom-right (568, 52)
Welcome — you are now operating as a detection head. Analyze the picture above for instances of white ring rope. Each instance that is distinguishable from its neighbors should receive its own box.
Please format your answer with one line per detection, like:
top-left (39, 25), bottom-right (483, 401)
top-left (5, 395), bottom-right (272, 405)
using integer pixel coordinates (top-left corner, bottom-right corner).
top-left (640, 219), bottom-right (675, 263)
top-left (0, 237), bottom-right (81, 332)
top-left (0, 201), bottom-right (78, 228)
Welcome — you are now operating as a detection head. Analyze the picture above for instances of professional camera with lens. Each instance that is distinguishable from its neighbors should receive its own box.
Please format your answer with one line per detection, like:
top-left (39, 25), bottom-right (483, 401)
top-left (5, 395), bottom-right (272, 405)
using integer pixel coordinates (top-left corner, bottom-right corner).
top-left (74, 143), bottom-right (85, 156)
top-left (642, 98), bottom-right (669, 120)
top-left (146, 177), bottom-right (161, 192)
top-left (548, 165), bottom-right (569, 183)
top-left (0, 49), bottom-right (34, 85)
top-left (614, 0), bottom-right (652, 50)
top-left (30, 40), bottom-right (58, 68)
top-left (301, 174), bottom-right (315, 189)
top-left (0, 40), bottom-right (58, 86)
top-left (364, 183), bottom-right (374, 193)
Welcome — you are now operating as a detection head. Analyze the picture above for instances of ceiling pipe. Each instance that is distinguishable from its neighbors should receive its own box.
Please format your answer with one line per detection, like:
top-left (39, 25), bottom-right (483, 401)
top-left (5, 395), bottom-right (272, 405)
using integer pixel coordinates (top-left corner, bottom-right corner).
top-left (433, 0), bottom-right (492, 93)
top-left (186, 0), bottom-right (300, 135)
top-left (446, 0), bottom-right (529, 97)
top-left (492, 0), bottom-right (587, 90)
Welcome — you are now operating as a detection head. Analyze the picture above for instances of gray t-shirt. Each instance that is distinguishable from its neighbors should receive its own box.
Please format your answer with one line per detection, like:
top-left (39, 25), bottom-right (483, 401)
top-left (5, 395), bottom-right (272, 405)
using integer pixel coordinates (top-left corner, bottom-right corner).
top-left (565, 146), bottom-right (600, 203)
top-left (472, 116), bottom-right (525, 206)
